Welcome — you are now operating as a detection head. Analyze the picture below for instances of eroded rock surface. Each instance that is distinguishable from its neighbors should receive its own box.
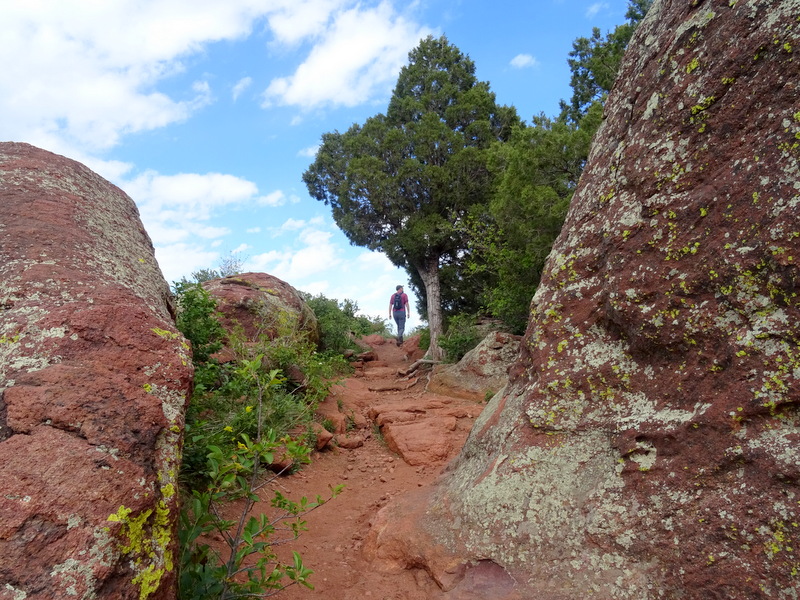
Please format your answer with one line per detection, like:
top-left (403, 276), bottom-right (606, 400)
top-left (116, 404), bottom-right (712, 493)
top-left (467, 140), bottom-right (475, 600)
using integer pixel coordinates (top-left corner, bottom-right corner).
top-left (428, 332), bottom-right (520, 402)
top-left (0, 143), bottom-right (192, 599)
top-left (369, 2), bottom-right (800, 598)
top-left (312, 335), bottom-right (484, 465)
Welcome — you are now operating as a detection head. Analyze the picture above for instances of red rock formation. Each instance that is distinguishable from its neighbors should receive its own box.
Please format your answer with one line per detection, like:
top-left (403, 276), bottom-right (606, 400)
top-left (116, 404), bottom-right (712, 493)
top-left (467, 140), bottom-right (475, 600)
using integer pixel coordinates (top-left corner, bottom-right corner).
top-left (428, 332), bottom-right (521, 402)
top-left (202, 272), bottom-right (320, 352)
top-left (0, 143), bottom-right (192, 599)
top-left (368, 2), bottom-right (800, 598)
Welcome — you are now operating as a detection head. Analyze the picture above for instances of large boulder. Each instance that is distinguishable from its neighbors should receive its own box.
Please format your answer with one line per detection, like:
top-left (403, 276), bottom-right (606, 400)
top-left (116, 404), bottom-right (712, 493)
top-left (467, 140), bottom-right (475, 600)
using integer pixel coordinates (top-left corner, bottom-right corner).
top-left (428, 332), bottom-right (521, 402)
top-left (202, 272), bottom-right (320, 353)
top-left (0, 143), bottom-right (192, 599)
top-left (366, 2), bottom-right (800, 598)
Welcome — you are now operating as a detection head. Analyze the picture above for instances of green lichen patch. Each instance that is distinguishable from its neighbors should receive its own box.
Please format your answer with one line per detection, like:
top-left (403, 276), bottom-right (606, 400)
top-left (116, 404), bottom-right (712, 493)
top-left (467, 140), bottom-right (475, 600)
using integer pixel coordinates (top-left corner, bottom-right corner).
top-left (106, 471), bottom-right (177, 600)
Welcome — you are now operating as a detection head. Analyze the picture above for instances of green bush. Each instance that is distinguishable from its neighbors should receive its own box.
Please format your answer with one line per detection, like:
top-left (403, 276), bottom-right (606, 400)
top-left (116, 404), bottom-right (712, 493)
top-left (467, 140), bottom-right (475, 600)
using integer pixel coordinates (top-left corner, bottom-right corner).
top-left (173, 287), bottom-right (355, 487)
top-left (440, 314), bottom-right (481, 363)
top-left (415, 327), bottom-right (430, 352)
top-left (172, 284), bottom-right (352, 598)
top-left (177, 360), bottom-right (342, 599)
top-left (302, 292), bottom-right (389, 352)
top-left (174, 282), bottom-right (225, 363)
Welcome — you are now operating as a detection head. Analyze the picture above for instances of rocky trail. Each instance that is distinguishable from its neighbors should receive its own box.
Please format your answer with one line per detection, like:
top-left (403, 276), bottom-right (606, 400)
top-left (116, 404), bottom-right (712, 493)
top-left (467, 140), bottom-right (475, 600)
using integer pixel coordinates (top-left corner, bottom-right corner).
top-left (260, 334), bottom-right (487, 600)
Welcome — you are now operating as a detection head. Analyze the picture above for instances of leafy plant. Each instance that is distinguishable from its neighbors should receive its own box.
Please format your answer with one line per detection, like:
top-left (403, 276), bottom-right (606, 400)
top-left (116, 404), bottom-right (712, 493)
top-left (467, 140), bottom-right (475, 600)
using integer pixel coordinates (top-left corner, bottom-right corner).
top-left (415, 327), bottom-right (430, 352)
top-left (178, 359), bottom-right (343, 599)
top-left (174, 282), bottom-right (225, 364)
top-left (440, 314), bottom-right (481, 363)
top-left (301, 292), bottom-right (389, 353)
top-left (172, 285), bottom-right (354, 598)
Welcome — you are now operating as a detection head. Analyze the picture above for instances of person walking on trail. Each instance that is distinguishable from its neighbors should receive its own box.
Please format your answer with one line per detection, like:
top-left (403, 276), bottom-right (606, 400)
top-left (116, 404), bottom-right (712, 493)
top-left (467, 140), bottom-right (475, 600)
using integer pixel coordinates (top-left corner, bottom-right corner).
top-left (389, 285), bottom-right (410, 346)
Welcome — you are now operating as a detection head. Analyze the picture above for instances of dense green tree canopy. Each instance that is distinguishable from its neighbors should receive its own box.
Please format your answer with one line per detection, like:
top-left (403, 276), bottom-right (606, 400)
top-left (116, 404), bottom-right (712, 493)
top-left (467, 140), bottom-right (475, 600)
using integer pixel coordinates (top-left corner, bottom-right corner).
top-left (467, 0), bottom-right (652, 332)
top-left (303, 35), bottom-right (518, 358)
top-left (473, 106), bottom-right (602, 332)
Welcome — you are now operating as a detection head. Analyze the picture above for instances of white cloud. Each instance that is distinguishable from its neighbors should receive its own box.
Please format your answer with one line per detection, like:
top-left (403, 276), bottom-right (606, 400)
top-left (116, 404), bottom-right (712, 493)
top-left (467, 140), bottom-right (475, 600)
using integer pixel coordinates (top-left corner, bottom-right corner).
top-left (586, 2), bottom-right (609, 18)
top-left (241, 218), bottom-right (415, 327)
top-left (262, 2), bottom-right (433, 109)
top-left (0, 0), bottom-right (432, 163)
top-left (126, 171), bottom-right (260, 221)
top-left (257, 190), bottom-right (290, 206)
top-left (232, 76), bottom-right (253, 100)
top-left (297, 145), bottom-right (320, 158)
top-left (510, 53), bottom-right (539, 69)
top-left (355, 250), bottom-right (399, 272)
top-left (324, 249), bottom-right (414, 324)
top-left (266, 0), bottom-right (349, 45)
top-left (279, 218), bottom-right (308, 232)
top-left (191, 80), bottom-right (214, 106)
top-left (298, 227), bottom-right (333, 246)
top-left (187, 223), bottom-right (232, 239)
top-left (247, 226), bottom-right (341, 280)
top-left (154, 242), bottom-right (220, 283)
top-left (0, 0), bottom-right (427, 324)
top-left (120, 171), bottom-right (286, 263)
top-left (299, 279), bottom-right (332, 296)
top-left (0, 1), bottom-right (266, 154)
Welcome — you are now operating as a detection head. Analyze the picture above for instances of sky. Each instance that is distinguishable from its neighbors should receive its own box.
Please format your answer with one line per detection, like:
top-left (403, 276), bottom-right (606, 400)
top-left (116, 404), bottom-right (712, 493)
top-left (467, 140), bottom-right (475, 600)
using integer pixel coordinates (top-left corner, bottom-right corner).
top-left (1, 0), bottom-right (634, 332)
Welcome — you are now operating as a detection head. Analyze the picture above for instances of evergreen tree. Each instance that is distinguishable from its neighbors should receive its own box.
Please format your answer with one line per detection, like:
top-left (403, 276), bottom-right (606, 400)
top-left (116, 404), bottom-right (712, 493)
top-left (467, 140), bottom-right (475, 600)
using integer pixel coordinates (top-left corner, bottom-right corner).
top-left (476, 107), bottom-right (601, 332)
top-left (303, 35), bottom-right (518, 359)
top-left (561, 0), bottom-right (653, 123)
top-left (473, 0), bottom-right (652, 332)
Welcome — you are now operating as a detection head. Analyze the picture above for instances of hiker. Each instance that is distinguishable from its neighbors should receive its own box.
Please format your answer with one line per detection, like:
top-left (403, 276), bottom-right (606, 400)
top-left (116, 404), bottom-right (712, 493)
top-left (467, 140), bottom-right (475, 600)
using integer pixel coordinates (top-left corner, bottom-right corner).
top-left (389, 285), bottom-right (410, 346)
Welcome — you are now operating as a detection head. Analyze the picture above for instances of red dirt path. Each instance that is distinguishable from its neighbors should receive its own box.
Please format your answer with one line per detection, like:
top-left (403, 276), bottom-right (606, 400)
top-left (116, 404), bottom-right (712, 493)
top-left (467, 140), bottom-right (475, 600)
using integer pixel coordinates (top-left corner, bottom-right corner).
top-left (262, 335), bottom-right (483, 600)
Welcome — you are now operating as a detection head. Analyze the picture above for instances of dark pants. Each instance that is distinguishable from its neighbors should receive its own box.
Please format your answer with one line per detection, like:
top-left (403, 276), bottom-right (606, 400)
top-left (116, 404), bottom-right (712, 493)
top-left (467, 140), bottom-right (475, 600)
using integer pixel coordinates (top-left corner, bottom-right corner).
top-left (393, 310), bottom-right (406, 342)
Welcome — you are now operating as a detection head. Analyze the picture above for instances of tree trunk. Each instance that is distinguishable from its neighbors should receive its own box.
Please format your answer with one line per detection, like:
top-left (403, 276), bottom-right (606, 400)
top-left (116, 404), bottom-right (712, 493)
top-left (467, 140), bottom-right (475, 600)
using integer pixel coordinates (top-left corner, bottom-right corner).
top-left (415, 255), bottom-right (444, 361)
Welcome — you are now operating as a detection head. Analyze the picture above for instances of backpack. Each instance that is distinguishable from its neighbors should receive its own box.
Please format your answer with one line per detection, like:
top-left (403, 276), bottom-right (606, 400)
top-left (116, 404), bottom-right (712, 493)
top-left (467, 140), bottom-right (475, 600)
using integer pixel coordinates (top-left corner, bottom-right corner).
top-left (393, 293), bottom-right (403, 310)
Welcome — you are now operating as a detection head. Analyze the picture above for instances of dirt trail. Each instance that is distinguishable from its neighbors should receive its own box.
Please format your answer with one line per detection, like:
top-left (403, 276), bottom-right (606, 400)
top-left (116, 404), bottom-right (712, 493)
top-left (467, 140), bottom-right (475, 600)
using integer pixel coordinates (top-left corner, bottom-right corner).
top-left (262, 335), bottom-right (483, 600)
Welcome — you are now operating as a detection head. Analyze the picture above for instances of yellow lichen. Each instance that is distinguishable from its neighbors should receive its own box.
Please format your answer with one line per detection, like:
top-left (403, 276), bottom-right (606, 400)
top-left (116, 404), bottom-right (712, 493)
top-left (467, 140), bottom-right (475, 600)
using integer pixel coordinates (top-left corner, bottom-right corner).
top-left (151, 327), bottom-right (179, 340)
top-left (106, 493), bottom-right (174, 600)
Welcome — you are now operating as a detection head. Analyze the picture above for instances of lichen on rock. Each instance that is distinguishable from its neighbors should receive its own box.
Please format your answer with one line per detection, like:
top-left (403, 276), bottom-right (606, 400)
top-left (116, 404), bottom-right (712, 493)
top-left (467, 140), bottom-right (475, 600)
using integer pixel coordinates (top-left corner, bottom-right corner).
top-left (367, 1), bottom-right (800, 597)
top-left (0, 143), bottom-right (192, 599)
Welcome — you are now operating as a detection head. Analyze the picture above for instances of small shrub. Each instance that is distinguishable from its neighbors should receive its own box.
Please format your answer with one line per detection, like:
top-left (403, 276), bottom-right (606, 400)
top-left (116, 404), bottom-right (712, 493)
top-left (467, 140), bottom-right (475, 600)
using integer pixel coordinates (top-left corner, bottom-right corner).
top-left (302, 292), bottom-right (389, 352)
top-left (174, 282), bottom-right (224, 363)
top-left (345, 415), bottom-right (357, 432)
top-left (371, 423), bottom-right (386, 447)
top-left (178, 362), bottom-right (343, 599)
top-left (440, 314), bottom-right (481, 363)
top-left (415, 327), bottom-right (430, 351)
top-left (173, 286), bottom-right (350, 598)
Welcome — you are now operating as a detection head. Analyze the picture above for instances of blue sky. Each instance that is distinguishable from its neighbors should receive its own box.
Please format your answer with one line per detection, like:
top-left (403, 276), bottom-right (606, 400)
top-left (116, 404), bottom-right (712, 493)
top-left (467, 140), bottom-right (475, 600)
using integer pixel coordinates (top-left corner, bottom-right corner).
top-left (1, 0), bottom-right (632, 330)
